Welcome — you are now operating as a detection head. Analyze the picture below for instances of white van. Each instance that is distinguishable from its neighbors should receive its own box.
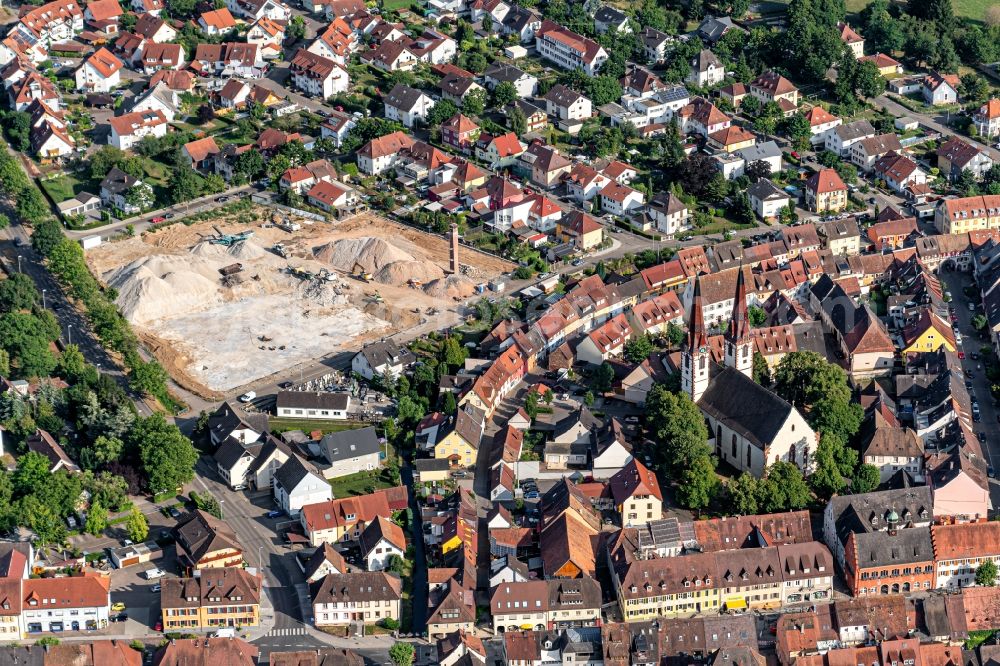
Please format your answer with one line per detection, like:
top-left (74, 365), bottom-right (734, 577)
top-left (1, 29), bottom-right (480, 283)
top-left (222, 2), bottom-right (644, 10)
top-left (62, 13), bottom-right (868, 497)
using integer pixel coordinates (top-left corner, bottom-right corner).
top-left (145, 567), bottom-right (165, 580)
top-left (213, 628), bottom-right (237, 638)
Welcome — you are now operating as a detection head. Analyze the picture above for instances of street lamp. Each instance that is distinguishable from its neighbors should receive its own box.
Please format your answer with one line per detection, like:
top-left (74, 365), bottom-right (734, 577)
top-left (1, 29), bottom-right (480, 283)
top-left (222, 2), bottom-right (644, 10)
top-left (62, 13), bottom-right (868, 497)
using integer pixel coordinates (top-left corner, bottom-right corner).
top-left (16, 255), bottom-right (21, 273)
top-left (42, 289), bottom-right (46, 310)
top-left (258, 545), bottom-right (264, 571)
top-left (67, 325), bottom-right (72, 346)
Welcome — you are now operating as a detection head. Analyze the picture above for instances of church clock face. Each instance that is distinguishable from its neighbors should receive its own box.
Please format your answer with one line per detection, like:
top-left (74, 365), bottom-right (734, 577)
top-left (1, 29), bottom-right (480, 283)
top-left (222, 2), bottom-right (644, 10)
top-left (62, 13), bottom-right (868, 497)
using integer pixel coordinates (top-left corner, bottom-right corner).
top-left (699, 346), bottom-right (707, 353)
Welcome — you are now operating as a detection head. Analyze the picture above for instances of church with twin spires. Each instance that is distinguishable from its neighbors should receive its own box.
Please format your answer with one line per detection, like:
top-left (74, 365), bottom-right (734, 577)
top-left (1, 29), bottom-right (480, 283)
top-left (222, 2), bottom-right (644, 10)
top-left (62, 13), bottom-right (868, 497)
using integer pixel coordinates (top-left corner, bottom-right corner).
top-left (681, 267), bottom-right (818, 478)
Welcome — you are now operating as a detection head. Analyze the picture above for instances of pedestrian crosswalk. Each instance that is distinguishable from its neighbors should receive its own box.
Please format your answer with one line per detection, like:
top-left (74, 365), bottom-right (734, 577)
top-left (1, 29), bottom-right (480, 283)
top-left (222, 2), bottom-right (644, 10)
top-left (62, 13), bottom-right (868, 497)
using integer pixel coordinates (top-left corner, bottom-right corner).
top-left (267, 627), bottom-right (308, 637)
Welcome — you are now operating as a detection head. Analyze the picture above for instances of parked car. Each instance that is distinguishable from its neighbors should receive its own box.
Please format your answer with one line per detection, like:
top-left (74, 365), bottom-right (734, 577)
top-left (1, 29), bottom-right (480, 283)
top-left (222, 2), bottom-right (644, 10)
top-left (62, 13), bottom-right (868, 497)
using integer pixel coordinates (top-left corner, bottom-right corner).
top-left (266, 510), bottom-right (283, 518)
top-left (239, 391), bottom-right (256, 402)
top-left (111, 613), bottom-right (128, 623)
top-left (111, 602), bottom-right (126, 612)
top-left (150, 216), bottom-right (165, 223)
top-left (151, 584), bottom-right (161, 593)
top-left (168, 506), bottom-right (181, 518)
top-left (154, 620), bottom-right (163, 631)
top-left (278, 381), bottom-right (293, 389)
top-left (145, 568), bottom-right (165, 580)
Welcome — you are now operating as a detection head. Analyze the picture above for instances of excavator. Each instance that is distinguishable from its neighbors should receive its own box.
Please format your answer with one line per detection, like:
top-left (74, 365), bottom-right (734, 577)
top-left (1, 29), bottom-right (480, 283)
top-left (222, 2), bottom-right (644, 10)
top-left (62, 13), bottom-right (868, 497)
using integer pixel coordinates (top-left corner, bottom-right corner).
top-left (351, 262), bottom-right (373, 283)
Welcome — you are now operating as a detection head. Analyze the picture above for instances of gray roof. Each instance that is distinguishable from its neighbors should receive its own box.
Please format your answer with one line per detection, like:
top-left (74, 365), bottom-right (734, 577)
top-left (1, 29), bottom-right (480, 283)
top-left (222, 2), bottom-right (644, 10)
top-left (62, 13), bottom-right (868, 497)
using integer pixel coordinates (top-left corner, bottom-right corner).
top-left (276, 391), bottom-right (350, 412)
top-left (0, 648), bottom-right (43, 666)
top-left (247, 435), bottom-right (293, 475)
top-left (829, 487), bottom-right (934, 549)
top-left (747, 178), bottom-right (786, 202)
top-left (213, 436), bottom-right (261, 470)
top-left (833, 119), bottom-right (876, 141)
top-left (483, 62), bottom-right (531, 84)
top-left (697, 366), bottom-right (793, 449)
top-left (640, 26), bottom-right (670, 48)
top-left (414, 458), bottom-right (451, 472)
top-left (99, 166), bottom-right (140, 195)
top-left (320, 426), bottom-right (380, 464)
top-left (357, 339), bottom-right (414, 371)
top-left (384, 83), bottom-right (429, 112)
top-left (852, 525), bottom-right (934, 568)
top-left (274, 455), bottom-right (323, 492)
top-left (697, 15), bottom-right (743, 42)
top-left (692, 49), bottom-right (721, 73)
top-left (595, 5), bottom-right (628, 25)
top-left (543, 84), bottom-right (586, 107)
top-left (207, 400), bottom-right (268, 443)
top-left (734, 140), bottom-right (781, 162)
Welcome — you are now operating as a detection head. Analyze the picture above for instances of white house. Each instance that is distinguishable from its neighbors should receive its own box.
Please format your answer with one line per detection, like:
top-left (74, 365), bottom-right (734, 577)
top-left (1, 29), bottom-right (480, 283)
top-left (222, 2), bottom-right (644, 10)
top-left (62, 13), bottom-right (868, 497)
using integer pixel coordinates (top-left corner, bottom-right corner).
top-left (311, 572), bottom-right (402, 628)
top-left (974, 99), bottom-right (1000, 140)
top-left (748, 179), bottom-right (790, 221)
top-left (535, 20), bottom-right (607, 76)
top-left (276, 391), bottom-right (350, 420)
top-left (274, 455), bottom-right (333, 517)
top-left (824, 120), bottom-right (876, 156)
top-left (600, 181), bottom-right (644, 217)
top-left (31, 123), bottom-right (75, 160)
top-left (646, 192), bottom-right (690, 236)
top-left (358, 516), bottom-right (406, 571)
top-left (687, 49), bottom-right (723, 87)
top-left (74, 47), bottom-right (122, 93)
top-left (351, 339), bottom-right (415, 379)
top-left (247, 17), bottom-right (285, 59)
top-left (131, 81), bottom-right (180, 122)
top-left (542, 84), bottom-right (591, 122)
top-left (923, 72), bottom-right (959, 106)
top-left (384, 83), bottom-right (435, 128)
top-left (576, 314), bottom-right (631, 365)
top-left (213, 437), bottom-right (260, 490)
top-left (319, 427), bottom-right (382, 480)
top-left (289, 48), bottom-right (349, 98)
top-left (107, 109), bottom-right (167, 150)
top-left (21, 577), bottom-right (109, 633)
top-left (483, 62), bottom-right (537, 99)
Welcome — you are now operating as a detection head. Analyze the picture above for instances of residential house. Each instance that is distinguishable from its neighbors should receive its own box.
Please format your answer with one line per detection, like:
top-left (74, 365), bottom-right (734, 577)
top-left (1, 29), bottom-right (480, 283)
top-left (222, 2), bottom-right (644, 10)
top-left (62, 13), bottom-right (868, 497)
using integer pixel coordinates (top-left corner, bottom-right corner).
top-left (688, 49), bottom-right (723, 87)
top-left (640, 26), bottom-right (672, 63)
top-left (824, 120), bottom-right (876, 156)
top-left (21, 577), bottom-right (110, 634)
top-left (932, 521), bottom-right (1000, 589)
top-left (600, 181), bottom-right (644, 217)
top-left (107, 109), bottom-right (167, 150)
top-left (198, 8), bottom-right (237, 35)
top-left (318, 426), bottom-right (382, 480)
top-left (276, 391), bottom-right (350, 420)
top-left (542, 85), bottom-right (591, 122)
top-left (311, 572), bottom-right (402, 627)
top-left (384, 84), bottom-right (435, 128)
top-left (475, 132), bottom-right (525, 170)
top-left (697, 15), bottom-right (744, 44)
top-left (646, 192), bottom-right (691, 236)
top-left (850, 133), bottom-right (903, 171)
top-left (99, 166), bottom-right (152, 214)
top-left (861, 52), bottom-right (902, 77)
top-left (560, 211), bottom-right (604, 251)
top-left (974, 98), bottom-right (1000, 140)
top-left (247, 17), bottom-right (285, 59)
top-left (274, 456), bottom-right (333, 517)
top-left (181, 137), bottom-right (221, 171)
top-left (534, 20), bottom-right (607, 76)
top-left (520, 141), bottom-right (571, 189)
top-left (873, 151), bottom-right (927, 194)
top-left (306, 180), bottom-right (356, 212)
top-left (594, 5), bottom-right (629, 33)
top-left (31, 122), bottom-right (74, 161)
top-left (134, 43), bottom-right (185, 75)
top-left (804, 168), bottom-right (847, 213)
top-left (130, 80), bottom-right (179, 121)
top-left (160, 567), bottom-right (261, 631)
top-left (85, 0), bottom-right (123, 33)
top-left (299, 543), bottom-right (349, 583)
top-left (358, 516), bottom-right (406, 571)
top-left (25, 429), bottom-right (79, 472)
top-left (490, 579), bottom-right (602, 632)
top-left (289, 49), bottom-right (348, 98)
top-left (748, 179), bottom-right (790, 221)
top-left (174, 509), bottom-right (244, 571)
top-left (351, 338), bottom-right (415, 379)
top-left (154, 638), bottom-right (258, 666)
top-left (937, 136), bottom-right (994, 182)
top-left (609, 459), bottom-right (662, 527)
top-left (576, 314), bottom-right (632, 365)
top-left (433, 405), bottom-right (485, 467)
top-left (804, 106), bottom-right (841, 144)
top-left (858, 412), bottom-right (924, 483)
top-left (923, 71), bottom-right (960, 105)
top-left (207, 400), bottom-right (267, 447)
top-left (483, 62), bottom-right (537, 98)
top-left (75, 47), bottom-right (122, 92)
top-left (441, 113), bottom-right (480, 153)
top-left (749, 71), bottom-right (799, 112)
top-left (299, 487), bottom-right (405, 545)
top-left (839, 22), bottom-right (865, 58)
top-left (134, 13), bottom-right (175, 42)
top-left (192, 43), bottom-right (264, 78)
top-left (356, 131), bottom-right (416, 176)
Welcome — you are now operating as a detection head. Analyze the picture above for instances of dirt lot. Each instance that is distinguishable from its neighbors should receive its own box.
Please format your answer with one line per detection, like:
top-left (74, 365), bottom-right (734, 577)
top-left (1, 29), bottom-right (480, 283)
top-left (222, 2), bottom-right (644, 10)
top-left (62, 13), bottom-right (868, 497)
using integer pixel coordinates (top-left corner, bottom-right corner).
top-left (86, 208), bottom-right (510, 398)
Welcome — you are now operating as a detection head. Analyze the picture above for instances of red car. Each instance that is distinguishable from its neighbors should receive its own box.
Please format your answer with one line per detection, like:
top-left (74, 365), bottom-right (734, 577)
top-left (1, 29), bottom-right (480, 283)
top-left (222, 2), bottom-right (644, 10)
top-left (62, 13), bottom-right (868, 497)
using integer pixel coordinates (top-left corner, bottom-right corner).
top-left (150, 216), bottom-right (166, 223)
top-left (154, 620), bottom-right (162, 632)
top-left (790, 151), bottom-right (800, 160)
top-left (959, 351), bottom-right (966, 359)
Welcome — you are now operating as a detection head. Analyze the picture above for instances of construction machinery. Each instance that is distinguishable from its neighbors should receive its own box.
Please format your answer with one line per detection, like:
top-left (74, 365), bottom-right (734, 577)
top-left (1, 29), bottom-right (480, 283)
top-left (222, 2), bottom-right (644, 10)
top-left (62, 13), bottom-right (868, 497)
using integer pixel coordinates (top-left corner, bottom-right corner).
top-left (287, 266), bottom-right (314, 280)
top-left (365, 291), bottom-right (384, 303)
top-left (209, 226), bottom-right (254, 246)
top-left (316, 268), bottom-right (338, 282)
top-left (351, 262), bottom-right (372, 283)
top-left (276, 219), bottom-right (301, 233)
top-left (271, 242), bottom-right (288, 258)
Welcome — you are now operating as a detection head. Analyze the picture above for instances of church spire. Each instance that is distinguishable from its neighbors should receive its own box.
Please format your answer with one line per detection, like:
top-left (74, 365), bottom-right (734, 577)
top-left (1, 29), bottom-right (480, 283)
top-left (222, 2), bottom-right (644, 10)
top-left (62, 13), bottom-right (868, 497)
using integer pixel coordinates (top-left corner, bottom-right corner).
top-left (683, 276), bottom-right (710, 403)
top-left (687, 276), bottom-right (708, 351)
top-left (725, 265), bottom-right (754, 377)
top-left (727, 265), bottom-right (751, 344)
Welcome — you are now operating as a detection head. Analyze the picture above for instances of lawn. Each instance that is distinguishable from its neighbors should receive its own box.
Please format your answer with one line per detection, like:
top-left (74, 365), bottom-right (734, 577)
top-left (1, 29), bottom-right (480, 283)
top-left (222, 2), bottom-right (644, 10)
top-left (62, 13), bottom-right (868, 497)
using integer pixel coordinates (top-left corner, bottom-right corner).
top-left (380, 0), bottom-right (412, 10)
top-left (39, 173), bottom-right (85, 203)
top-left (845, 0), bottom-right (989, 19)
top-left (268, 417), bottom-right (366, 434)
top-left (328, 468), bottom-right (396, 498)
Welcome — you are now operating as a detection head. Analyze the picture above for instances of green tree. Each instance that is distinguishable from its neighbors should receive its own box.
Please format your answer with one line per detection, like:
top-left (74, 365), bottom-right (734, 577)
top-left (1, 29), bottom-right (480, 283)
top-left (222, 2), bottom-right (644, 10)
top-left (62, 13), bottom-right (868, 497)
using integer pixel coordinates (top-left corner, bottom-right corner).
top-left (13, 451), bottom-right (51, 497)
top-left (623, 334), bottom-right (654, 363)
top-left (85, 501), bottom-right (108, 536)
top-left (234, 150), bottom-right (265, 180)
top-left (0, 312), bottom-right (57, 378)
top-left (31, 218), bottom-right (63, 257)
top-left (646, 385), bottom-right (710, 480)
top-left (129, 414), bottom-right (199, 493)
top-left (81, 435), bottom-right (124, 471)
top-left (732, 193), bottom-right (755, 224)
top-left (385, 554), bottom-right (405, 574)
top-left (781, 113), bottom-right (813, 151)
top-left (585, 76), bottom-right (624, 105)
top-left (168, 165), bottom-right (202, 204)
top-left (426, 99), bottom-right (460, 127)
top-left (389, 642), bottom-right (415, 666)
top-left (960, 74), bottom-right (991, 105)
top-left (130, 359), bottom-right (169, 397)
top-left (976, 560), bottom-right (998, 587)
top-left (524, 391), bottom-right (539, 420)
top-left (461, 88), bottom-right (487, 117)
top-left (752, 352), bottom-right (771, 386)
top-left (507, 106), bottom-right (527, 135)
top-left (759, 462), bottom-right (812, 511)
top-left (126, 505), bottom-right (149, 543)
top-left (774, 351), bottom-right (852, 412)
top-left (287, 15), bottom-right (306, 41)
top-left (593, 362), bottom-right (615, 393)
top-left (727, 472), bottom-right (760, 515)
top-left (665, 322), bottom-right (685, 348)
top-left (811, 434), bottom-right (848, 497)
top-left (441, 390), bottom-right (457, 414)
top-left (57, 344), bottom-right (88, 381)
top-left (852, 463), bottom-right (882, 494)
top-left (491, 81), bottom-right (518, 108)
top-left (676, 453), bottom-right (718, 512)
top-left (0, 273), bottom-right (39, 313)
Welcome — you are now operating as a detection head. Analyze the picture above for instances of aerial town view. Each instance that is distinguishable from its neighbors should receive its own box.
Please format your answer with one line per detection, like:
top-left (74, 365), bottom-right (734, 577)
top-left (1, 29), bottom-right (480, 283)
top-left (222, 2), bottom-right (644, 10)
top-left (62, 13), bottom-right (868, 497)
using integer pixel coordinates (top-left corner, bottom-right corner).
top-left (4, 0), bottom-right (1000, 662)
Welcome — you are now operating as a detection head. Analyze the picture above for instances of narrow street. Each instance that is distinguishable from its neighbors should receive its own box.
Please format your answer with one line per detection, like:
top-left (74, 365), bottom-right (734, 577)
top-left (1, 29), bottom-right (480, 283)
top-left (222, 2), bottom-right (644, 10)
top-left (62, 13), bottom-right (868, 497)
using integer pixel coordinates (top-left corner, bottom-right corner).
top-left (400, 458), bottom-right (429, 635)
top-left (875, 94), bottom-right (1000, 163)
